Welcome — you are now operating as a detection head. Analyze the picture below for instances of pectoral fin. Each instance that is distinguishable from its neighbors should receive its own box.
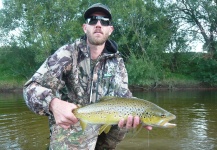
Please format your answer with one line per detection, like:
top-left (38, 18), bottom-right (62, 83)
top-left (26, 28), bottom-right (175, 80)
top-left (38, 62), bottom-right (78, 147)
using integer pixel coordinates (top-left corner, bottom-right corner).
top-left (80, 120), bottom-right (87, 131)
top-left (99, 124), bottom-right (112, 135)
top-left (104, 125), bottom-right (112, 134)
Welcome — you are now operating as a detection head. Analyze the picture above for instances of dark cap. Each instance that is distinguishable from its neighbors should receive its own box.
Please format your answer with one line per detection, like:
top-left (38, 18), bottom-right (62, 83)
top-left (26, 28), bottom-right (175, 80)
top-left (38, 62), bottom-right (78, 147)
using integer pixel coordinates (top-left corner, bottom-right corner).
top-left (84, 3), bottom-right (112, 20)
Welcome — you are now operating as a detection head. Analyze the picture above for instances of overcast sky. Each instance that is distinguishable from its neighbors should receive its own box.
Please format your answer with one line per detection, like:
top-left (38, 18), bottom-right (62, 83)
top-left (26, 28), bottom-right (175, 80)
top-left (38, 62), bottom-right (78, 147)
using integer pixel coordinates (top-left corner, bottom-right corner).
top-left (0, 0), bottom-right (2, 9)
top-left (0, 0), bottom-right (203, 52)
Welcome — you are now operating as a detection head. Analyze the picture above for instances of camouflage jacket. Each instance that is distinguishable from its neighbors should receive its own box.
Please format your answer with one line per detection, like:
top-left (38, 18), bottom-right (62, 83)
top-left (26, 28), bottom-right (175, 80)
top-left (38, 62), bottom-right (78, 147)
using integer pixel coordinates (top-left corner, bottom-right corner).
top-left (23, 36), bottom-right (132, 149)
top-left (23, 36), bottom-right (132, 116)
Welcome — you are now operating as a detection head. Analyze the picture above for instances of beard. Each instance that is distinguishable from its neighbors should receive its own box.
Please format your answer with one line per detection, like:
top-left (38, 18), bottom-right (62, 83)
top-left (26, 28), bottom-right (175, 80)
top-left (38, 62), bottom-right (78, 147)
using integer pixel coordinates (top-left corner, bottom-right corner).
top-left (86, 30), bottom-right (110, 45)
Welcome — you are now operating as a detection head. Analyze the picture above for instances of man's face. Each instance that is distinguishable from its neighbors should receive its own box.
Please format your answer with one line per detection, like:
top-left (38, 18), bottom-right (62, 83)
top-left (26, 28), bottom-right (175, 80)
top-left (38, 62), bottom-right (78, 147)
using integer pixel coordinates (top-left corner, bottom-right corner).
top-left (83, 12), bottom-right (114, 45)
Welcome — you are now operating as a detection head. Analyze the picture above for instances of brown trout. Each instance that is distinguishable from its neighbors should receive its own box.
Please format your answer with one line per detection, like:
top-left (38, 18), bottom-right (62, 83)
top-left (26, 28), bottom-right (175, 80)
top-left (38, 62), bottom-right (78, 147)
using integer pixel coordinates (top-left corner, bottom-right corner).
top-left (73, 96), bottom-right (176, 134)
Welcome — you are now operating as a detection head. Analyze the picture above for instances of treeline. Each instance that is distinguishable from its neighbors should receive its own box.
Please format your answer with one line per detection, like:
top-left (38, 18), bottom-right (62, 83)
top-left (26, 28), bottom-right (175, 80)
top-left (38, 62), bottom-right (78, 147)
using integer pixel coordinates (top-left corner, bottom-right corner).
top-left (0, 0), bottom-right (217, 87)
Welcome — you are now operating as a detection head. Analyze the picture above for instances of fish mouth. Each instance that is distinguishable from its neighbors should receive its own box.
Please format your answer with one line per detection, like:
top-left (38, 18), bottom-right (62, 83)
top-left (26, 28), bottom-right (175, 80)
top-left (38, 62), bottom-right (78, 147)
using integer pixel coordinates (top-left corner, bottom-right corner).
top-left (161, 122), bottom-right (176, 128)
top-left (160, 116), bottom-right (176, 128)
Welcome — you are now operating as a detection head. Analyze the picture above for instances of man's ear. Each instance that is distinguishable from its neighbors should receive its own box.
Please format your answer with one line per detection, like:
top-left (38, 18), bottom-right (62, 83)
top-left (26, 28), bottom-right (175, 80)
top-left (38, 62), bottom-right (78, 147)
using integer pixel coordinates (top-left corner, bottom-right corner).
top-left (109, 26), bottom-right (114, 35)
top-left (82, 24), bottom-right (87, 33)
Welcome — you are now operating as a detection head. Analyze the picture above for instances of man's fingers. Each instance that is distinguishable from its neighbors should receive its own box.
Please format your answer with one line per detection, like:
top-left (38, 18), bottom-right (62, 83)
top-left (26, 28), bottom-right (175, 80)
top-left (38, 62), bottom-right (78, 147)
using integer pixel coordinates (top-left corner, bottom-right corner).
top-left (144, 126), bottom-right (152, 131)
top-left (133, 116), bottom-right (140, 128)
top-left (118, 118), bottom-right (125, 128)
top-left (66, 114), bottom-right (78, 124)
top-left (67, 104), bottom-right (79, 123)
top-left (59, 123), bottom-right (71, 129)
top-left (118, 116), bottom-right (153, 131)
top-left (126, 115), bottom-right (133, 129)
top-left (50, 98), bottom-right (79, 126)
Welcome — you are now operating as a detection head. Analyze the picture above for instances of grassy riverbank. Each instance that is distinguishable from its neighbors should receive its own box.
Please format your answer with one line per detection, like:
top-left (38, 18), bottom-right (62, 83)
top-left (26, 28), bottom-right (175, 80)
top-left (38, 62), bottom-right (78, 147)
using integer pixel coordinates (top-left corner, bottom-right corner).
top-left (1, 75), bottom-right (217, 92)
top-left (130, 75), bottom-right (204, 91)
top-left (0, 76), bottom-right (25, 92)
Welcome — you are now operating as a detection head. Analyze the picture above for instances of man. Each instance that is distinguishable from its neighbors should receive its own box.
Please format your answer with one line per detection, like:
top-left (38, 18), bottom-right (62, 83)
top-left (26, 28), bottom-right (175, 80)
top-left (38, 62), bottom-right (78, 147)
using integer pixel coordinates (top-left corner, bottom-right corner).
top-left (23, 3), bottom-right (151, 150)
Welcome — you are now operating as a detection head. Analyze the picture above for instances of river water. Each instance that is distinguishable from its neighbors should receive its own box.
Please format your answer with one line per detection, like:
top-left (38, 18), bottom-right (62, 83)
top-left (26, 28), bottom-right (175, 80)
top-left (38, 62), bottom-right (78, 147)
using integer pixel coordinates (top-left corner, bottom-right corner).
top-left (0, 90), bottom-right (216, 150)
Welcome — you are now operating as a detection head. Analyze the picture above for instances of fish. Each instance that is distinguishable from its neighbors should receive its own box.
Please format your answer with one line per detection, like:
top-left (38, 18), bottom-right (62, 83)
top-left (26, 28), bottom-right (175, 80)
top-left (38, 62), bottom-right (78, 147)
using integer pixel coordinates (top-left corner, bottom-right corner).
top-left (72, 96), bottom-right (176, 134)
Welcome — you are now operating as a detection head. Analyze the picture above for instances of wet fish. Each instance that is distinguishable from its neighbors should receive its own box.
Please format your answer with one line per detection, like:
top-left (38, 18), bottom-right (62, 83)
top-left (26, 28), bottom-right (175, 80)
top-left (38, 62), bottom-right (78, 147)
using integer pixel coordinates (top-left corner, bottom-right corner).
top-left (73, 96), bottom-right (176, 134)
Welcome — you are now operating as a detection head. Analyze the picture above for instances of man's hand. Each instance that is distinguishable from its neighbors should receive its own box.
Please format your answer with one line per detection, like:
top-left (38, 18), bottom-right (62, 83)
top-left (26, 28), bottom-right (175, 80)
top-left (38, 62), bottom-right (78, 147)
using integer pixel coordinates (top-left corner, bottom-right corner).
top-left (49, 98), bottom-right (78, 129)
top-left (118, 115), bottom-right (152, 130)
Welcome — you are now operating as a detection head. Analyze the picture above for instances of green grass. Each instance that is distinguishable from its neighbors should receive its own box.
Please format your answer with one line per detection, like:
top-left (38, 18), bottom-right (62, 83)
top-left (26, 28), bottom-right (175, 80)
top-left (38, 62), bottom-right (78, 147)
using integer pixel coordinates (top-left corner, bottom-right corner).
top-left (0, 72), bottom-right (206, 91)
top-left (160, 74), bottom-right (201, 90)
top-left (129, 73), bottom-right (202, 90)
top-left (162, 73), bottom-right (200, 85)
top-left (0, 75), bottom-right (25, 90)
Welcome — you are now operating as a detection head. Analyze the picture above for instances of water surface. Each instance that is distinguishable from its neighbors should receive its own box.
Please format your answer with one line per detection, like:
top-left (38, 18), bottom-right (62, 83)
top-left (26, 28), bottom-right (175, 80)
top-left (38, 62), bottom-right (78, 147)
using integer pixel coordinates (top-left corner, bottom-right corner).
top-left (0, 93), bottom-right (49, 150)
top-left (117, 90), bottom-right (217, 150)
top-left (0, 90), bottom-right (216, 150)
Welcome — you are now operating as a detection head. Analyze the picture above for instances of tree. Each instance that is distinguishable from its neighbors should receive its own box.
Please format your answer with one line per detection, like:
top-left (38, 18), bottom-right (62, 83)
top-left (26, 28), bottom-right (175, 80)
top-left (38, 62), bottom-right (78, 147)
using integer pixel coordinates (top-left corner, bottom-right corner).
top-left (167, 0), bottom-right (217, 57)
top-left (0, 0), bottom-right (175, 81)
top-left (108, 0), bottom-right (175, 86)
top-left (0, 0), bottom-right (86, 78)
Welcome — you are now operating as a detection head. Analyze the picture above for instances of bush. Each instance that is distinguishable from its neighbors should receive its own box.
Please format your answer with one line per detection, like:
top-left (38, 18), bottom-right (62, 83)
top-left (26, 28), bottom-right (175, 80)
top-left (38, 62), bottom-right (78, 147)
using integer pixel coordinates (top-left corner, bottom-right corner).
top-left (191, 58), bottom-right (217, 86)
top-left (125, 52), bottom-right (160, 86)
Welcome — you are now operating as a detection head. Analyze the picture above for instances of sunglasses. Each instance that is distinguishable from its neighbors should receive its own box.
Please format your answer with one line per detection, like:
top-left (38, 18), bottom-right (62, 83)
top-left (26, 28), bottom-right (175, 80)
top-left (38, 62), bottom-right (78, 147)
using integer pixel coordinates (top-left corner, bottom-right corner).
top-left (86, 16), bottom-right (111, 26)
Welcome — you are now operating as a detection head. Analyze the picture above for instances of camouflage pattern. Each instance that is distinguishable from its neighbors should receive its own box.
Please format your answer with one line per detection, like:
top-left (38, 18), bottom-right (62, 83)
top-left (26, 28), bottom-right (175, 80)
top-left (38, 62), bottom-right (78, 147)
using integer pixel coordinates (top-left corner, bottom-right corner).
top-left (23, 36), bottom-right (132, 149)
top-left (49, 123), bottom-right (100, 150)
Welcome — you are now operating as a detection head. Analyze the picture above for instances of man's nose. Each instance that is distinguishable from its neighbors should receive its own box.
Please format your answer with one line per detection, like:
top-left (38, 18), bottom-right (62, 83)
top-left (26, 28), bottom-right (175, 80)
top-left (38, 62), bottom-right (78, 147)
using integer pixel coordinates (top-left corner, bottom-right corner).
top-left (95, 20), bottom-right (102, 27)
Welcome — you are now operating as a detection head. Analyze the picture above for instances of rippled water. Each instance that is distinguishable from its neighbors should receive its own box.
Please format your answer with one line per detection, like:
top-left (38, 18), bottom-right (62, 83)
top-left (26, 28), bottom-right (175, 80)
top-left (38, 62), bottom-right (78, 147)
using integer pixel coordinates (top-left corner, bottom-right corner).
top-left (0, 93), bottom-right (49, 150)
top-left (117, 90), bottom-right (217, 150)
top-left (0, 90), bottom-right (217, 150)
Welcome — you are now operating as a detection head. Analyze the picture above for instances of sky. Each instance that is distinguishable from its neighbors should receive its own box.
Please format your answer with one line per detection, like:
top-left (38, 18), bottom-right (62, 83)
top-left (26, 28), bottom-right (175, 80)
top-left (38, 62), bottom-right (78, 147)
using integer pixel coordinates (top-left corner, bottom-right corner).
top-left (0, 0), bottom-right (2, 9)
top-left (0, 0), bottom-right (203, 52)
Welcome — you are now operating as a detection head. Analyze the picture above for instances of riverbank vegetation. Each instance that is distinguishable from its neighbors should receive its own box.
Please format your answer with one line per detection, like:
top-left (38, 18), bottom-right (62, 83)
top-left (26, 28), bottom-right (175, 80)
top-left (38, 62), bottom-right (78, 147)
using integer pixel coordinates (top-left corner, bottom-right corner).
top-left (0, 0), bottom-right (217, 90)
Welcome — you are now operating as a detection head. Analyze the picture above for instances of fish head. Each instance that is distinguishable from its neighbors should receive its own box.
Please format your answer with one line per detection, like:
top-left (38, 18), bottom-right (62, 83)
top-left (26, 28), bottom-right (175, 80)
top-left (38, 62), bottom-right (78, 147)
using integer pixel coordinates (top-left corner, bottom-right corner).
top-left (140, 107), bottom-right (176, 128)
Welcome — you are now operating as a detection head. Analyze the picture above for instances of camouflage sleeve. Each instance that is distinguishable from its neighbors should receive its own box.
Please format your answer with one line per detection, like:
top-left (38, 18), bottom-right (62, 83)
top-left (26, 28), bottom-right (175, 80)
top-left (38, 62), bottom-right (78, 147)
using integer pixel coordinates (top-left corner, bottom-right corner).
top-left (95, 125), bottom-right (128, 150)
top-left (114, 57), bottom-right (132, 98)
top-left (95, 57), bottom-right (132, 149)
top-left (23, 45), bottom-right (73, 115)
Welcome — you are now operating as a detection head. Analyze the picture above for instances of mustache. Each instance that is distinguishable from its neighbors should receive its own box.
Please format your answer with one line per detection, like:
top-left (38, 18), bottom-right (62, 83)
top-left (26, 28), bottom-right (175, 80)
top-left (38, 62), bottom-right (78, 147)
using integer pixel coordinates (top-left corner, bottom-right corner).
top-left (94, 29), bottom-right (103, 34)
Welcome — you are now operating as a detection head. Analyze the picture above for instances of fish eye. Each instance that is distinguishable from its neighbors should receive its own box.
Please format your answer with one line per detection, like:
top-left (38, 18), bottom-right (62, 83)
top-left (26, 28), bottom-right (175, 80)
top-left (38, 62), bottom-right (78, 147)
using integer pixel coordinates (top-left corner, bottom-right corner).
top-left (161, 114), bottom-right (166, 118)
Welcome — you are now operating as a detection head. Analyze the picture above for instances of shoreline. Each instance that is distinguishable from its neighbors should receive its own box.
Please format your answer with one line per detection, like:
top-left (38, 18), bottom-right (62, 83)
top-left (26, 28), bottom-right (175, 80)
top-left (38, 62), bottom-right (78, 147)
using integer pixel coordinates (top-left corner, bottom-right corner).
top-left (129, 84), bottom-right (217, 91)
top-left (0, 88), bottom-right (23, 93)
top-left (1, 84), bottom-right (217, 93)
